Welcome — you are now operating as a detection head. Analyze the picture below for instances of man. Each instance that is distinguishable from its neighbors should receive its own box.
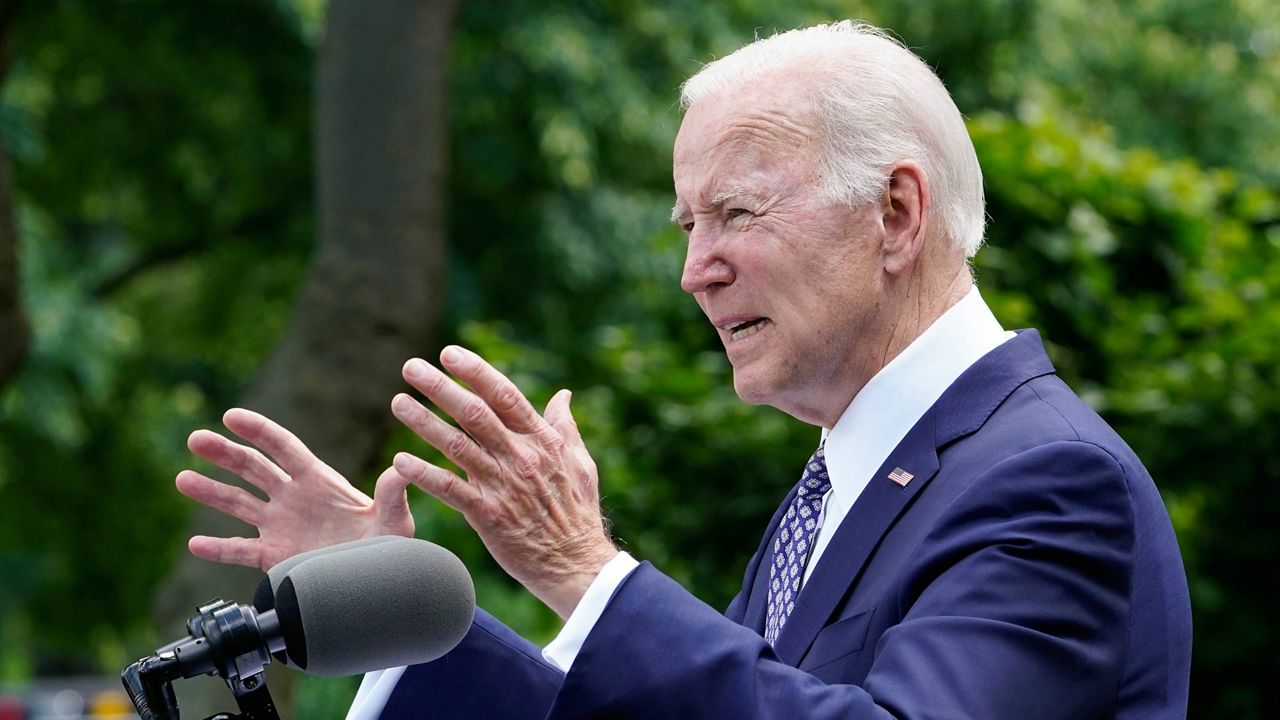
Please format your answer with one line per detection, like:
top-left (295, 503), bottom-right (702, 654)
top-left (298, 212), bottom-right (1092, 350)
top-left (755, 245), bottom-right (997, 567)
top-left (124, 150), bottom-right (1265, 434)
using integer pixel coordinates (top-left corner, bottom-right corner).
top-left (177, 21), bottom-right (1192, 719)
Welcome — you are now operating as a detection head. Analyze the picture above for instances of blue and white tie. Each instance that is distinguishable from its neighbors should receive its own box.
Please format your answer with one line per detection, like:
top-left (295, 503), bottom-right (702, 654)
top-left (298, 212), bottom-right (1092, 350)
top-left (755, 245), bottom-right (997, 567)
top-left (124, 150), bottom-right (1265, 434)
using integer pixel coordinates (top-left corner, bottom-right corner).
top-left (764, 444), bottom-right (831, 646)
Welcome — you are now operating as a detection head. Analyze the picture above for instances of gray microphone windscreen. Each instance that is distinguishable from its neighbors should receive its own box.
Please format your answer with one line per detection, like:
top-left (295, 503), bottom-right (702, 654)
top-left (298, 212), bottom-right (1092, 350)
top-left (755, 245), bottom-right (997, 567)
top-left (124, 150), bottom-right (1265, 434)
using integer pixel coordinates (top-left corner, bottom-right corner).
top-left (256, 536), bottom-right (407, 612)
top-left (273, 538), bottom-right (476, 676)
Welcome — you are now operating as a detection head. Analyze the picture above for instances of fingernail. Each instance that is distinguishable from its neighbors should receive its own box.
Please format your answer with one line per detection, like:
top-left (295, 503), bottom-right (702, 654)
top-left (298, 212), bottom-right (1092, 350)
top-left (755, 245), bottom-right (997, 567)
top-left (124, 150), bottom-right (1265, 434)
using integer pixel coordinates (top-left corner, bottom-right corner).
top-left (392, 394), bottom-right (413, 414)
top-left (393, 452), bottom-right (417, 471)
top-left (441, 346), bottom-right (463, 365)
top-left (405, 359), bottom-right (428, 380)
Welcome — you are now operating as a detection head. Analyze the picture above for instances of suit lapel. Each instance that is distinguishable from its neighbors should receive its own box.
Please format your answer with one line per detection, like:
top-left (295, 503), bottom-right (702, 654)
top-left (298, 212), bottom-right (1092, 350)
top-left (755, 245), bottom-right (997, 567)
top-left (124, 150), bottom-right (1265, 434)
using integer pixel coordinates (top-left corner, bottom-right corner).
top-left (770, 329), bottom-right (1057, 666)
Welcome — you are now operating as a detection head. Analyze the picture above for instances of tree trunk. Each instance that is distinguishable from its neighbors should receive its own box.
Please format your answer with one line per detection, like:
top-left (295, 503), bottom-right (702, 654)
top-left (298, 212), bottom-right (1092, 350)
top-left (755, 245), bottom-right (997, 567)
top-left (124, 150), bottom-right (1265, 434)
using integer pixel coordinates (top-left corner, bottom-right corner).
top-left (155, 1), bottom-right (458, 715)
top-left (0, 0), bottom-right (28, 389)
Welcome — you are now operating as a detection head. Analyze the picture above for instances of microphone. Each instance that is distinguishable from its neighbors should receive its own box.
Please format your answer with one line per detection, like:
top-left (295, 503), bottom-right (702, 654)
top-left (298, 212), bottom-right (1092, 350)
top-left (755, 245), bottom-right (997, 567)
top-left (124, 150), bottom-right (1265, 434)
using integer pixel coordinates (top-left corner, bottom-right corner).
top-left (272, 537), bottom-right (475, 676)
top-left (123, 538), bottom-right (475, 720)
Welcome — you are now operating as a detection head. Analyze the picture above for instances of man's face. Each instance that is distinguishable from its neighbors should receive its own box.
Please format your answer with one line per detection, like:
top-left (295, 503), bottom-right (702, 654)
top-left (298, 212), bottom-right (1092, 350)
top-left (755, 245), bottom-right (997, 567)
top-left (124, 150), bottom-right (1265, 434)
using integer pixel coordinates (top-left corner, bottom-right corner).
top-left (672, 84), bottom-right (887, 426)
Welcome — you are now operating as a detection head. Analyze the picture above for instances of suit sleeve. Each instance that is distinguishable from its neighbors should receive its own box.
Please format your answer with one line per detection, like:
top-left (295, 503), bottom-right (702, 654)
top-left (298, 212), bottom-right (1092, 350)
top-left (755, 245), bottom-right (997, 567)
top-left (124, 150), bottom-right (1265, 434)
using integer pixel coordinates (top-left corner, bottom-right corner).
top-left (546, 441), bottom-right (1135, 720)
top-left (378, 608), bottom-right (564, 719)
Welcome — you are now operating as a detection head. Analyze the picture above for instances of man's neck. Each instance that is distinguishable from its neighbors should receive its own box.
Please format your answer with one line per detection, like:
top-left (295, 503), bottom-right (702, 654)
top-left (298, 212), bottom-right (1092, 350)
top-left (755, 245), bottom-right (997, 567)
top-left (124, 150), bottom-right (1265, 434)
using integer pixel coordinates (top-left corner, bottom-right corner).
top-left (871, 269), bottom-right (972, 379)
top-left (812, 269), bottom-right (971, 427)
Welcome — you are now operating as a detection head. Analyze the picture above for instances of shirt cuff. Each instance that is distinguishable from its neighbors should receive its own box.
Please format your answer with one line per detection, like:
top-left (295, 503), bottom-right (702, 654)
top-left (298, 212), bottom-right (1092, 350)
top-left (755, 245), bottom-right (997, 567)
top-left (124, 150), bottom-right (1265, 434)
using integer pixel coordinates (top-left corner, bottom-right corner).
top-left (344, 666), bottom-right (407, 720)
top-left (541, 551), bottom-right (639, 672)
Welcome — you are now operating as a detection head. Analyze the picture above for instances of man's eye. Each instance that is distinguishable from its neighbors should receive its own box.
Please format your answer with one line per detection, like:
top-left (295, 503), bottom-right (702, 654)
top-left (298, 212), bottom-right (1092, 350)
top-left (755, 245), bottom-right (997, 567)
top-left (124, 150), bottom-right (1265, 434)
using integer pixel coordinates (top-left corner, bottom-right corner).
top-left (681, 221), bottom-right (695, 233)
top-left (726, 208), bottom-right (751, 221)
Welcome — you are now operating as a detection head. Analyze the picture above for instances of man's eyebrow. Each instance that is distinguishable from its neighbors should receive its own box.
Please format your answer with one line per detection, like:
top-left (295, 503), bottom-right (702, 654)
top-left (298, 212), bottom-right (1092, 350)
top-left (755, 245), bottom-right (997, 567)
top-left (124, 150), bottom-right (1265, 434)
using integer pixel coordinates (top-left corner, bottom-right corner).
top-left (671, 188), bottom-right (759, 225)
top-left (710, 188), bottom-right (754, 206)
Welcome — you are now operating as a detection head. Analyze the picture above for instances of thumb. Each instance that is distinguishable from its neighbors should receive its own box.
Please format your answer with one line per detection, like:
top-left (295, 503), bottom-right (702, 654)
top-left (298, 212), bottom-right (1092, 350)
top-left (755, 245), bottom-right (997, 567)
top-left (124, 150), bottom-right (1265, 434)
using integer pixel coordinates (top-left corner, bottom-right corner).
top-left (546, 389), bottom-right (599, 496)
top-left (544, 389), bottom-right (584, 446)
top-left (373, 466), bottom-right (415, 537)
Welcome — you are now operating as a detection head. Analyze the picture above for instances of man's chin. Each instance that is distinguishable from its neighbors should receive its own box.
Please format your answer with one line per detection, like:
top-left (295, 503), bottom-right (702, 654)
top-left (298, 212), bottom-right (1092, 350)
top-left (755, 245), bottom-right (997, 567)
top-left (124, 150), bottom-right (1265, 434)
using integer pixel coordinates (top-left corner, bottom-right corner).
top-left (731, 371), bottom-right (779, 408)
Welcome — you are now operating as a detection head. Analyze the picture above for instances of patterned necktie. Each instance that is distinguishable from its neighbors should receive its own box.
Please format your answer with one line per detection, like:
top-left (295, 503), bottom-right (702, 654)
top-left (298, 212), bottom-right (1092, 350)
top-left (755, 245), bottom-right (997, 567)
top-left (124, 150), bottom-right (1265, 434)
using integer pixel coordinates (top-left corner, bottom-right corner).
top-left (764, 444), bottom-right (831, 646)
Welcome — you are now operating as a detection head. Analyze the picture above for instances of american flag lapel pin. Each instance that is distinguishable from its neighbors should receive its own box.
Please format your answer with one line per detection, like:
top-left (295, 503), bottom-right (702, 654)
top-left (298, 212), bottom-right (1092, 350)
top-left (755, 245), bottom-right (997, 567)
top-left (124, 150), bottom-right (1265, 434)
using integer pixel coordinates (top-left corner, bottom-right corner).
top-left (887, 467), bottom-right (914, 487)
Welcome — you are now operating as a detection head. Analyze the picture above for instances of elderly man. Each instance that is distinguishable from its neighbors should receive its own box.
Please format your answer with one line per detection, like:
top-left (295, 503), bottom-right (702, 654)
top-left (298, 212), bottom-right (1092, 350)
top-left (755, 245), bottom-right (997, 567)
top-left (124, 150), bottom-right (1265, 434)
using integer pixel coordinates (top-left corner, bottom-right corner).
top-left (177, 22), bottom-right (1192, 719)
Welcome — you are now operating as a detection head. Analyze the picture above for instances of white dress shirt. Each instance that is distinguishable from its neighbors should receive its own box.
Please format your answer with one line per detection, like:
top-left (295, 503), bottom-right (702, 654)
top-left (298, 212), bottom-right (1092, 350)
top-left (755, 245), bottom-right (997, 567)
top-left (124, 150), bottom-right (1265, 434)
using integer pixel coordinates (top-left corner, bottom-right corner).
top-left (347, 287), bottom-right (1011, 719)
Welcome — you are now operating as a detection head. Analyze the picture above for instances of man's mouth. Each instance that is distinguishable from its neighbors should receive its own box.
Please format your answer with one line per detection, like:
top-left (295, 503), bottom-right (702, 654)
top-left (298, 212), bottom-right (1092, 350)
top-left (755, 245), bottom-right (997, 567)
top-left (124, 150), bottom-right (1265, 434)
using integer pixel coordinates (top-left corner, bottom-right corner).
top-left (724, 317), bottom-right (770, 341)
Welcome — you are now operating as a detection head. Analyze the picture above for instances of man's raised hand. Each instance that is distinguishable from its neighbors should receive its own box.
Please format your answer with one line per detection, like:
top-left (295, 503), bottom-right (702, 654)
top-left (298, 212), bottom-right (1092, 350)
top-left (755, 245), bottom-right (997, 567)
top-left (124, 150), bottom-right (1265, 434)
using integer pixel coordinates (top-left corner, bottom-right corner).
top-left (388, 345), bottom-right (618, 619)
top-left (175, 408), bottom-right (415, 571)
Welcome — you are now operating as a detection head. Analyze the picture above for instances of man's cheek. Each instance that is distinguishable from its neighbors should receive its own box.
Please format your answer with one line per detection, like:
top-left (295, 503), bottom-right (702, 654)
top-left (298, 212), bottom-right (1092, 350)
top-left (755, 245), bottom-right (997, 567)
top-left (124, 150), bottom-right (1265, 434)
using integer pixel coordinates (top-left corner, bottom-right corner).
top-left (750, 215), bottom-right (787, 239)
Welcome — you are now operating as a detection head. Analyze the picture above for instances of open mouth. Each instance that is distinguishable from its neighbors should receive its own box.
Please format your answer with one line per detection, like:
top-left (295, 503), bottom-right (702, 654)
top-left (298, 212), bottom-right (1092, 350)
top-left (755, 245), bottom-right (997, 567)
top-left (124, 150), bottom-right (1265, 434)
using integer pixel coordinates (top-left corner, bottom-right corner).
top-left (726, 317), bottom-right (770, 341)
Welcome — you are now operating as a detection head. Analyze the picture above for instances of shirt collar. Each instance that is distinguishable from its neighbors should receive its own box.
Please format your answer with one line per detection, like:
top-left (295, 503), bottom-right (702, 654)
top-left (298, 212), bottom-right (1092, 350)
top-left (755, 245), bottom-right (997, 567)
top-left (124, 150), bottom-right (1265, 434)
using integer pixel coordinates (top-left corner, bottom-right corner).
top-left (820, 286), bottom-right (1014, 508)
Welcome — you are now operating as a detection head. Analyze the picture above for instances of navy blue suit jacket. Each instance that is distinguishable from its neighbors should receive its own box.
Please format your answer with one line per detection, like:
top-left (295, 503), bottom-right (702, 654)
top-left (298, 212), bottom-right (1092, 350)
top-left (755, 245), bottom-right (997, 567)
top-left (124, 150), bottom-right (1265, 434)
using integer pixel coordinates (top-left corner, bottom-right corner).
top-left (382, 331), bottom-right (1192, 719)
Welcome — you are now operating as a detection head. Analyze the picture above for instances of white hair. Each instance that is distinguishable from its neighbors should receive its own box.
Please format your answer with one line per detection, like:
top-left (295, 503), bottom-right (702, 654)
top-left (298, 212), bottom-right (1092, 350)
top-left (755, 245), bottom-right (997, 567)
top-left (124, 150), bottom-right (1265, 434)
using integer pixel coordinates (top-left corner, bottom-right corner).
top-left (680, 21), bottom-right (986, 257)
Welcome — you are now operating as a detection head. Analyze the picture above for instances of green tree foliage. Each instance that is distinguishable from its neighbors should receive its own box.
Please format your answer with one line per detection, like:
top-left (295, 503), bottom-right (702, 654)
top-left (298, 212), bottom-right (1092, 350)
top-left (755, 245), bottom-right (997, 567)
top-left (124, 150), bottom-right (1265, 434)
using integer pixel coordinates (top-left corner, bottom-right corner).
top-left (0, 0), bottom-right (313, 669)
top-left (0, 0), bottom-right (1276, 717)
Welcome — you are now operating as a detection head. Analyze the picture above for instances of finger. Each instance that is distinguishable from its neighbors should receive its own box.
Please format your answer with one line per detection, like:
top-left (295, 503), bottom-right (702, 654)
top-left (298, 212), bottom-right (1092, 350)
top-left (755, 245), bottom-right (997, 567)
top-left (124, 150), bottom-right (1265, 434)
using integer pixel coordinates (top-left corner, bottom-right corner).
top-left (392, 452), bottom-right (483, 514)
top-left (175, 470), bottom-right (266, 526)
top-left (400, 360), bottom-right (515, 453)
top-left (544, 389), bottom-right (584, 447)
top-left (221, 408), bottom-right (331, 481)
top-left (391, 393), bottom-right (502, 478)
top-left (187, 429), bottom-right (287, 493)
top-left (439, 346), bottom-right (546, 435)
top-left (188, 535), bottom-right (262, 569)
top-left (373, 466), bottom-right (415, 535)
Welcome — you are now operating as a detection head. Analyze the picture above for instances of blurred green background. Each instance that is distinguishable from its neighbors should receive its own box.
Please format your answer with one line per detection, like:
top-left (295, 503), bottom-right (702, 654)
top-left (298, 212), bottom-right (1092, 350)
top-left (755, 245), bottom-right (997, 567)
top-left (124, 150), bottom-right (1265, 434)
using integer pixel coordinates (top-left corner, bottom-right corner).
top-left (0, 0), bottom-right (1277, 717)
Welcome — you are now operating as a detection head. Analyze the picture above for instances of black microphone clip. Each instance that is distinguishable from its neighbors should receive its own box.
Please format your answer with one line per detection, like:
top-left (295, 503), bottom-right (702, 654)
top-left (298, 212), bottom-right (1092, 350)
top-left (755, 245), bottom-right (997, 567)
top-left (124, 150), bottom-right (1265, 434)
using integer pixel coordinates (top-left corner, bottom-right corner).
top-left (122, 597), bottom-right (284, 720)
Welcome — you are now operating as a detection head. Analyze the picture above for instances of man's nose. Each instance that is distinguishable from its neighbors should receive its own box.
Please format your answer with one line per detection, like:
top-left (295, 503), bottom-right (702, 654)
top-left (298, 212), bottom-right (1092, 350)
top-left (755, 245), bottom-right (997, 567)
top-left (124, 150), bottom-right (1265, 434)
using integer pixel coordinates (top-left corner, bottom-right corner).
top-left (680, 231), bottom-right (735, 294)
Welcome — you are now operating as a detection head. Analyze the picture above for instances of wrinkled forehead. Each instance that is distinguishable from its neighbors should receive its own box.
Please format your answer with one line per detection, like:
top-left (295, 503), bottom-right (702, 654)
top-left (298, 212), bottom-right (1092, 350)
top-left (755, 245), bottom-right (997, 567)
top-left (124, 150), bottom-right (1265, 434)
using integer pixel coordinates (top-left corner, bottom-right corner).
top-left (675, 71), bottom-right (821, 155)
top-left (672, 85), bottom-right (821, 208)
top-left (676, 105), bottom-right (812, 162)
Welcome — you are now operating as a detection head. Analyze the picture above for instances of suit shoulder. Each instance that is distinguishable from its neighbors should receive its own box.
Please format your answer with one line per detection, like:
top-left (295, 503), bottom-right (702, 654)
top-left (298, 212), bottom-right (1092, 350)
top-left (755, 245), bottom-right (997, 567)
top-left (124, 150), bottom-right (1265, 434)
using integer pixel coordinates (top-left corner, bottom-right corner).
top-left (960, 374), bottom-right (1178, 548)
top-left (981, 374), bottom-right (1142, 472)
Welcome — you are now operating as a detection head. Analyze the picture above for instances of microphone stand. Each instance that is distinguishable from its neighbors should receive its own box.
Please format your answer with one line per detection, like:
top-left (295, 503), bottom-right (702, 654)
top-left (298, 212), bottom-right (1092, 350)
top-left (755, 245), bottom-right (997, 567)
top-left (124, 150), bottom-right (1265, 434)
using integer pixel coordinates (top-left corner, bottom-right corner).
top-left (122, 598), bottom-right (282, 720)
top-left (206, 674), bottom-right (279, 720)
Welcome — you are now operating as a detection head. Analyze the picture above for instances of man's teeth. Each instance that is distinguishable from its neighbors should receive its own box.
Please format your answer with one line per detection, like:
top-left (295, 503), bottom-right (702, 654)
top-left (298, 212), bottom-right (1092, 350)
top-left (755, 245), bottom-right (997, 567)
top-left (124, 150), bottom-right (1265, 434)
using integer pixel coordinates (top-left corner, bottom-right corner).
top-left (729, 318), bottom-right (768, 340)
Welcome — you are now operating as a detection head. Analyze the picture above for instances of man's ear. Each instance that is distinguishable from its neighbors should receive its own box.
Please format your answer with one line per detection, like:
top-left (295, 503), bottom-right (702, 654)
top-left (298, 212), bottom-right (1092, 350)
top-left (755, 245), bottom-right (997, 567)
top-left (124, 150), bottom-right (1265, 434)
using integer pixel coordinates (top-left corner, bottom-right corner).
top-left (880, 161), bottom-right (929, 275)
